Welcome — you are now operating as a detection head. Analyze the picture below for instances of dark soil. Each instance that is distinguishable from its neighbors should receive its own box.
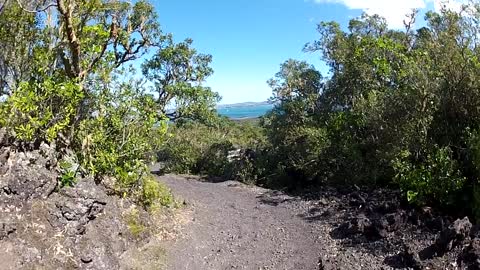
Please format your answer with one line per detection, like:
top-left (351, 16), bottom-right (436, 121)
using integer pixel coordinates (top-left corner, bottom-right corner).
top-left (158, 174), bottom-right (479, 270)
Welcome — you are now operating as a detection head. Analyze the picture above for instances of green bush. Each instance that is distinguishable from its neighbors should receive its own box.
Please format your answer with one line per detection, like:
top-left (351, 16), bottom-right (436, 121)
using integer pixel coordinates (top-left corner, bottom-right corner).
top-left (393, 146), bottom-right (466, 206)
top-left (58, 159), bottom-right (79, 188)
top-left (0, 0), bottom-right (230, 208)
top-left (75, 80), bottom-right (168, 194)
top-left (255, 7), bottom-right (480, 219)
top-left (261, 109), bottom-right (330, 187)
top-left (467, 130), bottom-right (480, 221)
top-left (140, 176), bottom-right (174, 208)
top-left (158, 119), bottom-right (266, 182)
top-left (199, 141), bottom-right (234, 177)
top-left (0, 79), bottom-right (83, 144)
top-left (0, 75), bottom-right (171, 206)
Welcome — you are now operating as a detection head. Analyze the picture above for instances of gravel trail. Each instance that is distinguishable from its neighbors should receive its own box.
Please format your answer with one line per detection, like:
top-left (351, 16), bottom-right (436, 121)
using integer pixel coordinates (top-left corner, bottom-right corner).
top-left (157, 175), bottom-right (388, 270)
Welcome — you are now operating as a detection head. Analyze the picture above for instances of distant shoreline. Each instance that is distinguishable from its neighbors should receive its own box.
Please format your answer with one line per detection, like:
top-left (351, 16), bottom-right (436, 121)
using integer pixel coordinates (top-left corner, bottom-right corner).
top-left (217, 101), bottom-right (272, 109)
top-left (217, 102), bottom-right (273, 119)
top-left (231, 117), bottom-right (261, 124)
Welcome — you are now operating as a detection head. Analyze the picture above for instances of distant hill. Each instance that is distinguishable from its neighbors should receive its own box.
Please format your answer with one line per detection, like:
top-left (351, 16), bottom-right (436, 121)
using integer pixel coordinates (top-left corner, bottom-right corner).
top-left (217, 101), bottom-right (272, 109)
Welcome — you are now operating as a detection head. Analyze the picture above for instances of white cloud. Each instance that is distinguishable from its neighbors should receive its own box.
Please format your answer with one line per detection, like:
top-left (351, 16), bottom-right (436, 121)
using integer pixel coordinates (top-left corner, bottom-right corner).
top-left (433, 0), bottom-right (468, 13)
top-left (313, 0), bottom-right (467, 28)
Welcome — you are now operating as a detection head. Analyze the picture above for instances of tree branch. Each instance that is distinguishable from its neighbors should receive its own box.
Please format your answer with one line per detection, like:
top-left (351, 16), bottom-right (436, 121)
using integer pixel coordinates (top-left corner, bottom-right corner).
top-left (57, 0), bottom-right (81, 79)
top-left (115, 39), bottom-right (147, 68)
top-left (58, 47), bottom-right (74, 78)
top-left (0, 0), bottom-right (7, 13)
top-left (15, 0), bottom-right (56, 13)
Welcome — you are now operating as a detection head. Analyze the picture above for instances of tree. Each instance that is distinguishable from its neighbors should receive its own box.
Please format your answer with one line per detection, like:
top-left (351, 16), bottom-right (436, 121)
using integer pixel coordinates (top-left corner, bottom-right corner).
top-left (268, 59), bottom-right (323, 107)
top-left (0, 0), bottom-right (218, 202)
top-left (0, 1), bottom-right (40, 96)
top-left (261, 60), bottom-right (328, 187)
top-left (142, 37), bottom-right (220, 123)
top-left (0, 0), bottom-right (164, 145)
top-left (1, 0), bottom-right (161, 85)
top-left (261, 3), bottom-right (480, 216)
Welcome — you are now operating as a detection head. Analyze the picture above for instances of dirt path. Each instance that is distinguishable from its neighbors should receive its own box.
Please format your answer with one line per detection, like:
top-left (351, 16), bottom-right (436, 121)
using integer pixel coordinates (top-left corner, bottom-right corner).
top-left (157, 175), bottom-right (388, 270)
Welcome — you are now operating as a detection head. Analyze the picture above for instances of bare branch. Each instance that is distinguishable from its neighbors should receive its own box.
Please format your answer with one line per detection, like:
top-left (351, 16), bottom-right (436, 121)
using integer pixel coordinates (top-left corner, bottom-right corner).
top-left (15, 0), bottom-right (56, 13)
top-left (0, 0), bottom-right (8, 14)
top-left (114, 39), bottom-right (147, 68)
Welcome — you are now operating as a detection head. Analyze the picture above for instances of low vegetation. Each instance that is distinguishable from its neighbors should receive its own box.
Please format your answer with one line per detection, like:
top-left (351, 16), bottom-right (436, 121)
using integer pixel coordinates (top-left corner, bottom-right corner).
top-left (158, 118), bottom-right (266, 183)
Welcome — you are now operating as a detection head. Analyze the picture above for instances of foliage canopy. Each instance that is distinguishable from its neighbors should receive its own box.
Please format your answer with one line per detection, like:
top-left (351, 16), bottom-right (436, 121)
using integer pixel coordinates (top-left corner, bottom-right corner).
top-left (259, 3), bottom-right (480, 219)
top-left (0, 0), bottom-right (218, 207)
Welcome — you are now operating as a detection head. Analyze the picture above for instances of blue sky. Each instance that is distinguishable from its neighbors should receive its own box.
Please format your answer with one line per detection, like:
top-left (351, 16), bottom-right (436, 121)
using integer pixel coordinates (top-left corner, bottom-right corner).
top-left (152, 0), bottom-right (464, 104)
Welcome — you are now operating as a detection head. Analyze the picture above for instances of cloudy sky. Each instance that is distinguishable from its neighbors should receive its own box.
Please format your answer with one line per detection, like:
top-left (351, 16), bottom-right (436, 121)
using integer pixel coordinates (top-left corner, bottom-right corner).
top-left (154, 0), bottom-right (465, 104)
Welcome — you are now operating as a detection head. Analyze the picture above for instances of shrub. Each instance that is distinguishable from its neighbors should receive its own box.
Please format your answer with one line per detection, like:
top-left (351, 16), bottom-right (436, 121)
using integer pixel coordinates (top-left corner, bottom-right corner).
top-left (0, 79), bottom-right (83, 144)
top-left (467, 129), bottom-right (480, 221)
top-left (140, 175), bottom-right (174, 208)
top-left (0, 75), bottom-right (172, 205)
top-left (75, 80), bottom-right (167, 194)
top-left (262, 124), bottom-right (330, 187)
top-left (260, 100), bottom-right (330, 187)
top-left (199, 141), bottom-right (234, 177)
top-left (393, 146), bottom-right (466, 207)
top-left (58, 158), bottom-right (79, 188)
top-left (124, 207), bottom-right (146, 237)
top-left (158, 119), bottom-right (266, 182)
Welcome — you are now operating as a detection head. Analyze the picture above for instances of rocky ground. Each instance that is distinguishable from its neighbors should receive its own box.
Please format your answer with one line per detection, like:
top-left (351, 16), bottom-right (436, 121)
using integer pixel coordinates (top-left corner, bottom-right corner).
top-left (0, 143), bottom-right (181, 270)
top-left (158, 175), bottom-right (480, 270)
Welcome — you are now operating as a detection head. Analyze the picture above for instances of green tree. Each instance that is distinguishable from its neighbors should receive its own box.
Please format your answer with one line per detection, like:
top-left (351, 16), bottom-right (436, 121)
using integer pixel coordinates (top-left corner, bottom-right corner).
top-left (261, 60), bottom-right (329, 187)
top-left (262, 3), bottom-right (480, 217)
top-left (0, 0), bottom-right (217, 205)
top-left (142, 37), bottom-right (220, 123)
top-left (0, 1), bottom-right (40, 96)
top-left (0, 0), bottom-right (163, 143)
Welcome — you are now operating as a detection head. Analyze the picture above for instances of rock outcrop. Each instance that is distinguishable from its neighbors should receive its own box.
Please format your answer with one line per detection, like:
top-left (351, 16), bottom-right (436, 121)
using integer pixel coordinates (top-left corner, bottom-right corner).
top-left (0, 145), bottom-right (173, 269)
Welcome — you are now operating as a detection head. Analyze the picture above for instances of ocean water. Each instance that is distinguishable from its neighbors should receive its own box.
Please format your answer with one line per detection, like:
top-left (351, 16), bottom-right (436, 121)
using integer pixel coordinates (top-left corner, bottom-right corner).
top-left (217, 104), bottom-right (273, 119)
